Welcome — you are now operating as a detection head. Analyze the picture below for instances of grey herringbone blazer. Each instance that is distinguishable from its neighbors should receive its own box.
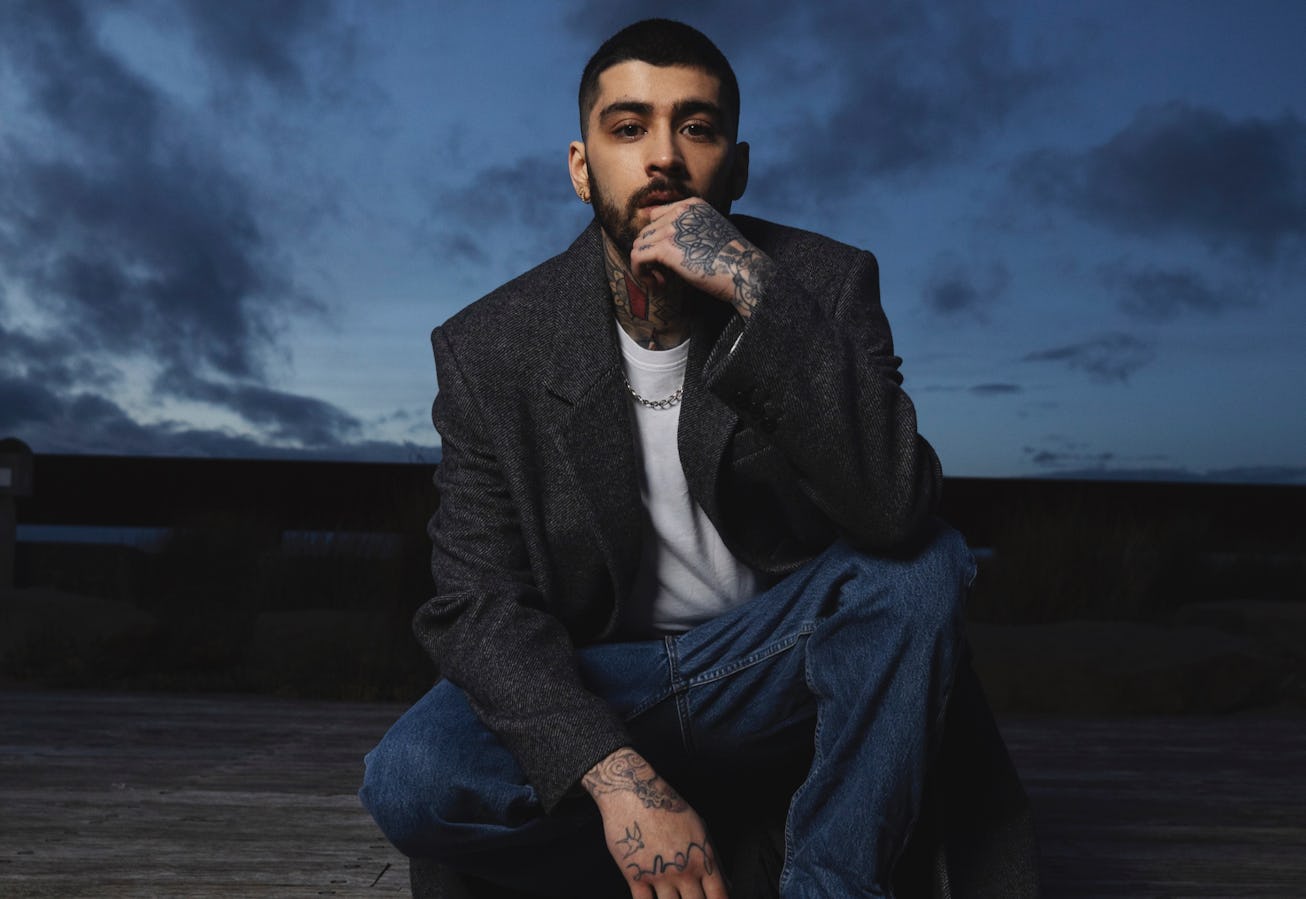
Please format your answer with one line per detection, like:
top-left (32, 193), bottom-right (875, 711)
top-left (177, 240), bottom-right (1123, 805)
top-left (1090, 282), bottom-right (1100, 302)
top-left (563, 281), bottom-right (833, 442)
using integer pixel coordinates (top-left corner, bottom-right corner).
top-left (416, 216), bottom-right (942, 810)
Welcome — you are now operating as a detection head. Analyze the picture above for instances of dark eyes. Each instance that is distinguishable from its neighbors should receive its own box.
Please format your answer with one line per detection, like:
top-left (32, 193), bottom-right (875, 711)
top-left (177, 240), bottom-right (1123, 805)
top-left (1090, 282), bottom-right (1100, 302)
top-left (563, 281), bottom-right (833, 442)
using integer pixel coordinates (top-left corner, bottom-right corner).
top-left (612, 122), bottom-right (716, 140)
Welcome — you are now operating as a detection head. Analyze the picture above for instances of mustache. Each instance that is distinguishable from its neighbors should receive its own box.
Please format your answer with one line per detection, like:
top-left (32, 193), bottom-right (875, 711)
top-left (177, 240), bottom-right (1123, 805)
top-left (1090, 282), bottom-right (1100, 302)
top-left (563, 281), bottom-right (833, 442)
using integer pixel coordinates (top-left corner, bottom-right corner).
top-left (630, 178), bottom-right (696, 207)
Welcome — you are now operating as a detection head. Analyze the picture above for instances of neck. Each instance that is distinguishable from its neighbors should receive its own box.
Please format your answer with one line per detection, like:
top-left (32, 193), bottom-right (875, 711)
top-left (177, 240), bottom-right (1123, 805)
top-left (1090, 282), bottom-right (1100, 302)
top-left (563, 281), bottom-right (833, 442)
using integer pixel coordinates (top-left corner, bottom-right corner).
top-left (603, 233), bottom-right (690, 351)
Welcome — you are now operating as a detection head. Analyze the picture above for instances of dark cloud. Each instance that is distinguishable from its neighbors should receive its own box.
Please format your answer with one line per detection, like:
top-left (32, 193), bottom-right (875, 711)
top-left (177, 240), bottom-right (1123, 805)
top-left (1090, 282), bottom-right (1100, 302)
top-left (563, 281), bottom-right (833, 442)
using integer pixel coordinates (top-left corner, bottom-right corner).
top-left (1022, 333), bottom-right (1156, 383)
top-left (0, 376), bottom-right (64, 431)
top-left (1025, 447), bottom-right (1116, 469)
top-left (161, 367), bottom-right (361, 447)
top-left (0, 1), bottom-right (307, 381)
top-left (427, 154), bottom-right (592, 273)
top-left (565, 0), bottom-right (1051, 208)
top-left (168, 0), bottom-right (340, 91)
top-left (1016, 102), bottom-right (1306, 259)
top-left (970, 383), bottom-right (1022, 396)
top-left (923, 257), bottom-right (1010, 319)
top-left (1203, 465), bottom-right (1306, 486)
top-left (1, 369), bottom-right (414, 461)
top-left (1101, 263), bottom-right (1255, 322)
top-left (0, 0), bottom-right (370, 459)
top-left (1019, 440), bottom-right (1306, 485)
top-left (1023, 463), bottom-right (1306, 486)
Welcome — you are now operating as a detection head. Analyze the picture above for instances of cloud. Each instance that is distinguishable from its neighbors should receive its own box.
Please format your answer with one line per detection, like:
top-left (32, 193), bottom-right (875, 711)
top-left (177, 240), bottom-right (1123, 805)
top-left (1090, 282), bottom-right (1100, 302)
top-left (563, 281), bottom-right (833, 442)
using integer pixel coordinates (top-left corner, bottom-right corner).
top-left (1101, 262), bottom-right (1255, 322)
top-left (0, 0), bottom-right (373, 459)
top-left (0, 376), bottom-right (64, 431)
top-left (970, 383), bottom-right (1022, 396)
top-left (1016, 102), bottom-right (1306, 259)
top-left (161, 367), bottom-right (361, 447)
top-left (168, 0), bottom-right (346, 92)
top-left (1022, 333), bottom-right (1157, 383)
top-left (1, 369), bottom-right (416, 461)
top-left (1025, 447), bottom-right (1117, 469)
top-left (923, 256), bottom-right (1010, 319)
top-left (565, 0), bottom-right (1051, 208)
top-left (1023, 463), bottom-right (1306, 486)
top-left (425, 154), bottom-right (592, 272)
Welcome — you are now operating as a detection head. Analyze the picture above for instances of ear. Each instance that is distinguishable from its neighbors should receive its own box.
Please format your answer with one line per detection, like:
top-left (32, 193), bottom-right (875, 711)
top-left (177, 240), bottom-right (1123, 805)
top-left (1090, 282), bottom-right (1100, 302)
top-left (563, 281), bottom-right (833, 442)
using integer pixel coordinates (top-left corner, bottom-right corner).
top-left (729, 141), bottom-right (750, 201)
top-left (568, 141), bottom-right (591, 202)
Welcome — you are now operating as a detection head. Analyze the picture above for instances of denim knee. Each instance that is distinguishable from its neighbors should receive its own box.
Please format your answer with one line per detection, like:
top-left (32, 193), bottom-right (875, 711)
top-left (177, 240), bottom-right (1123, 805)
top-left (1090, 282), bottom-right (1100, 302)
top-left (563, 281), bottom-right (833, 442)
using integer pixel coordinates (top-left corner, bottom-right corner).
top-left (835, 521), bottom-right (973, 636)
top-left (360, 725), bottom-right (450, 857)
top-left (359, 682), bottom-right (535, 860)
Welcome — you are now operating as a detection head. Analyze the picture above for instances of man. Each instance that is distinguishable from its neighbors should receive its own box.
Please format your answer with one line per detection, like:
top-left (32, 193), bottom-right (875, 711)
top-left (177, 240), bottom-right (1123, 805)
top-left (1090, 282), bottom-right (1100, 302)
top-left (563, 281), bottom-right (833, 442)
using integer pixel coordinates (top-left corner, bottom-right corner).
top-left (362, 19), bottom-right (981, 899)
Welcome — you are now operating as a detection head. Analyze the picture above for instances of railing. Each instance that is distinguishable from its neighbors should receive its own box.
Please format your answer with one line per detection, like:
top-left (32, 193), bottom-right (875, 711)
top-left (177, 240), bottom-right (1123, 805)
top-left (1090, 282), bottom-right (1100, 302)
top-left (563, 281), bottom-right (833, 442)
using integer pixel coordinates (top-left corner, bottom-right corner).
top-left (4, 452), bottom-right (1302, 697)
top-left (10, 453), bottom-right (1301, 549)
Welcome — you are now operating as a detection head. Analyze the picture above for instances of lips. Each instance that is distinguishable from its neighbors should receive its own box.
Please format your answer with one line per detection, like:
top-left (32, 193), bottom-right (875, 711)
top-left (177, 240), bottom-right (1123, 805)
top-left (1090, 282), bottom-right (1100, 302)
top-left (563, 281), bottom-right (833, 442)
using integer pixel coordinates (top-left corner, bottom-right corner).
top-left (636, 181), bottom-right (691, 207)
top-left (640, 190), bottom-right (682, 206)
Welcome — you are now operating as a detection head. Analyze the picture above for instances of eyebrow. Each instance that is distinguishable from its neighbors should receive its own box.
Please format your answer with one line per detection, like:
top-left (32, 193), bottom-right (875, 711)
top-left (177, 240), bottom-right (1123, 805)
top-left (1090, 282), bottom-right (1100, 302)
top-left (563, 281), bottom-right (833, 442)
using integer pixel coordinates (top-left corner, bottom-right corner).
top-left (597, 98), bottom-right (725, 124)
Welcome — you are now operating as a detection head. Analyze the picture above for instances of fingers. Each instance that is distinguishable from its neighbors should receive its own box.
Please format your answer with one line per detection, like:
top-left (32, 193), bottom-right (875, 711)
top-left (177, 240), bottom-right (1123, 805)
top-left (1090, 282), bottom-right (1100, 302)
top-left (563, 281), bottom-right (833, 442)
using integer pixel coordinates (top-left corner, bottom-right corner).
top-left (628, 883), bottom-right (655, 899)
top-left (703, 872), bottom-right (732, 899)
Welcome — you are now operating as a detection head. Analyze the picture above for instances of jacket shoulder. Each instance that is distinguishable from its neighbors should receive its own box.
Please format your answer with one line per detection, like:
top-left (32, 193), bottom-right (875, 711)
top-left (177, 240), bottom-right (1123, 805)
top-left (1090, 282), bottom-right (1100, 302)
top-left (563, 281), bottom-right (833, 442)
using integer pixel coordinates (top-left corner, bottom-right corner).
top-left (733, 215), bottom-right (871, 266)
top-left (437, 228), bottom-right (597, 344)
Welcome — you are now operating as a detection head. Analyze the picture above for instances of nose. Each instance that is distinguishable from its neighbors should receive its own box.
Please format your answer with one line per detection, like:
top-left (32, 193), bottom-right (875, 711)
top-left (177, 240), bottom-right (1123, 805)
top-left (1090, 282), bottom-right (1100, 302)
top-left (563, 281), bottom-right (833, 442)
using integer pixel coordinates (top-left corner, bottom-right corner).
top-left (644, 124), bottom-right (686, 177)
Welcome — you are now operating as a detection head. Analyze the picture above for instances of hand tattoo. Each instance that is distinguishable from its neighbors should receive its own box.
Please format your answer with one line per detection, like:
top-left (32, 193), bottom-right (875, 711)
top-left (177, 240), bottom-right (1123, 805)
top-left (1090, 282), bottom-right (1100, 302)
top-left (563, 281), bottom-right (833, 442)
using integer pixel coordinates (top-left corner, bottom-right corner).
top-left (671, 203), bottom-right (737, 276)
top-left (616, 822), bottom-right (645, 859)
top-left (720, 243), bottom-right (775, 316)
top-left (626, 841), bottom-right (717, 882)
top-left (671, 203), bottom-right (774, 316)
top-left (583, 750), bottom-right (689, 812)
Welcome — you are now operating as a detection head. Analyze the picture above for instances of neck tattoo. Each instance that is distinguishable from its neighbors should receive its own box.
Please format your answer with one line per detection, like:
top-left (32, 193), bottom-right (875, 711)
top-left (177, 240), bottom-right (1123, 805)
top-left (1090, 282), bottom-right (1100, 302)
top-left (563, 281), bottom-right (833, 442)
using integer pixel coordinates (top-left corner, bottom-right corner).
top-left (604, 236), bottom-right (690, 351)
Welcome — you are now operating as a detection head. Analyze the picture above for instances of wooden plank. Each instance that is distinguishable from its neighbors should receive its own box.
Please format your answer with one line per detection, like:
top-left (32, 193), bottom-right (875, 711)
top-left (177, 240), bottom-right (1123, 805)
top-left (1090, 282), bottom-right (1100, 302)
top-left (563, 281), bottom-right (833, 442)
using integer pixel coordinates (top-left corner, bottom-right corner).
top-left (0, 690), bottom-right (410, 897)
top-left (1001, 715), bottom-right (1306, 896)
top-left (2, 691), bottom-right (1304, 897)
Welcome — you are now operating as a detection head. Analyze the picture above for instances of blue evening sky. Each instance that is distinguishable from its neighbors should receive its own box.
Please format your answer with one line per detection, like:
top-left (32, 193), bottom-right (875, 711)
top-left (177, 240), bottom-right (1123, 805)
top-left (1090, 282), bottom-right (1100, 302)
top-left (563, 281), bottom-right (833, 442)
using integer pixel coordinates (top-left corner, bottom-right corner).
top-left (1, 0), bottom-right (1303, 482)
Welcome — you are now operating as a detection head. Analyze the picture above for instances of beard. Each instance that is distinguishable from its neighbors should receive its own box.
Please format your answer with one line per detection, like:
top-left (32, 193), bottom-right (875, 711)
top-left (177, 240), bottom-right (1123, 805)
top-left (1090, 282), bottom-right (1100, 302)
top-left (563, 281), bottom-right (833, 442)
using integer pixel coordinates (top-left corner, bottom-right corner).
top-left (588, 171), bottom-right (696, 258)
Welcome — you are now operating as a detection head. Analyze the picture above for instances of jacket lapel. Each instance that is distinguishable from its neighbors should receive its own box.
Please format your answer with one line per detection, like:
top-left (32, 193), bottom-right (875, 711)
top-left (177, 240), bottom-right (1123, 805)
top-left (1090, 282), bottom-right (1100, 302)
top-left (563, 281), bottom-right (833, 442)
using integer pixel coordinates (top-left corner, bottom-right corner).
top-left (678, 298), bottom-right (738, 530)
top-left (542, 225), bottom-right (644, 610)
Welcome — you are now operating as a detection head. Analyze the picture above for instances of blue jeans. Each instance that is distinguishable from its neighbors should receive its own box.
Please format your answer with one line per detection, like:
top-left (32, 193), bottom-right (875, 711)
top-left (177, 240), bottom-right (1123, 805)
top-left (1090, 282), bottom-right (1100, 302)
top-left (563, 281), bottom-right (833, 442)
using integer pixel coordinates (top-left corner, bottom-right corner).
top-left (361, 522), bottom-right (974, 898)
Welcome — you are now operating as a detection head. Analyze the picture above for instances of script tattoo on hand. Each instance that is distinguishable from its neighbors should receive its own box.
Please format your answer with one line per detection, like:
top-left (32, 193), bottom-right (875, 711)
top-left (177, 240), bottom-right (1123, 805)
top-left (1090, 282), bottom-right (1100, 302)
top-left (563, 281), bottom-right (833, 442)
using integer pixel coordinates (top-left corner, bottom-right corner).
top-left (582, 750), bottom-right (689, 812)
top-left (626, 840), bottom-right (718, 882)
top-left (616, 822), bottom-right (645, 859)
top-left (671, 203), bottom-right (737, 276)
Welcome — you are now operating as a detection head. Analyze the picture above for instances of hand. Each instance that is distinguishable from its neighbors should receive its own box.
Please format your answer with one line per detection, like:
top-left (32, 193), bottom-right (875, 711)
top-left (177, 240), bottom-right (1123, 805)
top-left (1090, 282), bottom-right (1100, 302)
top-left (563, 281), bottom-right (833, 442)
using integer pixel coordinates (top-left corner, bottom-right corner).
top-left (630, 199), bottom-right (775, 319)
top-left (584, 748), bottom-right (730, 899)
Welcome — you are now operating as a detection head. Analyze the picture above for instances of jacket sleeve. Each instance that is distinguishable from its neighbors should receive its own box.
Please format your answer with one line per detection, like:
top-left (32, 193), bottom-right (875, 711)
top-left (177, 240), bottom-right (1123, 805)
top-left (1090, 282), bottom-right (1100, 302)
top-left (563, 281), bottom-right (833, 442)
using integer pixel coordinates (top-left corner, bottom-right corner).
top-left (703, 248), bottom-right (942, 552)
top-left (413, 326), bottom-right (630, 812)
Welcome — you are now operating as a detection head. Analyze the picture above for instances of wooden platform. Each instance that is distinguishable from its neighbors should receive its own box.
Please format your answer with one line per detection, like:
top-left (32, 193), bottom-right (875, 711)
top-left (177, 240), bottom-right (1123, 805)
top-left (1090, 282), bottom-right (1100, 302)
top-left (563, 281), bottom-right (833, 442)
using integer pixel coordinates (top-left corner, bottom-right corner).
top-left (2, 690), bottom-right (1303, 897)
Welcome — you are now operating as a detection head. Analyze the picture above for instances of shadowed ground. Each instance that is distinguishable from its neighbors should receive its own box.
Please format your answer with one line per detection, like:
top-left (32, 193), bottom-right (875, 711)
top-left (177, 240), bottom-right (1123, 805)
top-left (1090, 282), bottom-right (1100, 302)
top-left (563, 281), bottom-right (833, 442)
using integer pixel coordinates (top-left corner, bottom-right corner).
top-left (2, 690), bottom-right (1303, 897)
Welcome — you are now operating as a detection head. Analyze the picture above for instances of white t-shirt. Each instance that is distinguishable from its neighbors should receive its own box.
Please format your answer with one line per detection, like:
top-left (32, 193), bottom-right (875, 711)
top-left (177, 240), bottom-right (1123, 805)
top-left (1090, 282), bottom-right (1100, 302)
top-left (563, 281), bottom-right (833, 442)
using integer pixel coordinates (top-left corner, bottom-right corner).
top-left (616, 324), bottom-right (763, 635)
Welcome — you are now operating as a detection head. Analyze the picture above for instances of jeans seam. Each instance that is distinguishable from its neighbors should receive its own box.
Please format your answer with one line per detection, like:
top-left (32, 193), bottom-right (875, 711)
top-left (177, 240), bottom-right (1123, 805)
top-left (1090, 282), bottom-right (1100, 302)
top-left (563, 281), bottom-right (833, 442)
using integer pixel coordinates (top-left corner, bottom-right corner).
top-left (781, 640), bottom-right (824, 894)
top-left (683, 621), bottom-right (820, 689)
top-left (664, 635), bottom-right (695, 757)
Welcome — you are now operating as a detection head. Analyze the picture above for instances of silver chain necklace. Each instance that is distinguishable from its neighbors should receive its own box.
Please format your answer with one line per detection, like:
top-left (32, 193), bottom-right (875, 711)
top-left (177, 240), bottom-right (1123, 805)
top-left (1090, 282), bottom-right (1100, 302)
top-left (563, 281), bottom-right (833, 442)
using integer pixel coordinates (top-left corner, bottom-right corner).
top-left (623, 376), bottom-right (683, 410)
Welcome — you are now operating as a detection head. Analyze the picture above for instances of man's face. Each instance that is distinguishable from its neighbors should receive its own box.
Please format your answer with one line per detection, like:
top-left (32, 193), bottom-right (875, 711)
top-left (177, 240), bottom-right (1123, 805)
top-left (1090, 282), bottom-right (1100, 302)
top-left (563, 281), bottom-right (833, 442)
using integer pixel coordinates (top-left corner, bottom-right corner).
top-left (570, 61), bottom-right (747, 256)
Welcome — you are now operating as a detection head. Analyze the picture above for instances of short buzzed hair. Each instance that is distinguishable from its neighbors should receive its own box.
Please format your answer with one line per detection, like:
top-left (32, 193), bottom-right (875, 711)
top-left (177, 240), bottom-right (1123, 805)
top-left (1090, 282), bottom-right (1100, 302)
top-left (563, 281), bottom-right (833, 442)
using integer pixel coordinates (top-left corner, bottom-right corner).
top-left (578, 19), bottom-right (740, 138)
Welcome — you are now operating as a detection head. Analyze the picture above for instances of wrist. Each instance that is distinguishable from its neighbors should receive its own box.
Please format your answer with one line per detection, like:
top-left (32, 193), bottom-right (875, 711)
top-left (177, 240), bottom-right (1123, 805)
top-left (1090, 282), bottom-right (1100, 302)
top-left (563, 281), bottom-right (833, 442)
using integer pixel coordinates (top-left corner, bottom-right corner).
top-left (581, 746), bottom-right (688, 813)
